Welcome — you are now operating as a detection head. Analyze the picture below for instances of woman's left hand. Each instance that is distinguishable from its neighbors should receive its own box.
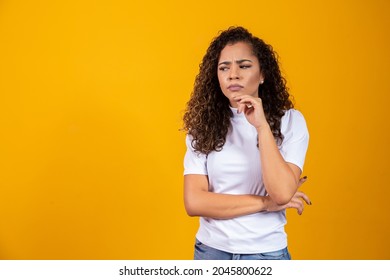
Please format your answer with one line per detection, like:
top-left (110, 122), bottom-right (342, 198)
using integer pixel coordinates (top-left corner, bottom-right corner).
top-left (264, 176), bottom-right (311, 215)
top-left (233, 95), bottom-right (268, 130)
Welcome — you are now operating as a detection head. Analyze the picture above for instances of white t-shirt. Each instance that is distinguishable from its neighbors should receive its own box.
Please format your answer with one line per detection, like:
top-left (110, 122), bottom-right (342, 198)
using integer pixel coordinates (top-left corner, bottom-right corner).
top-left (184, 107), bottom-right (309, 254)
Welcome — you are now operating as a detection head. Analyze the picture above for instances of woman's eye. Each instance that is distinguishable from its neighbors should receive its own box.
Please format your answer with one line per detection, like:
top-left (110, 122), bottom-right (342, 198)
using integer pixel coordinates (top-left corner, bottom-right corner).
top-left (240, 65), bottom-right (251, 69)
top-left (219, 67), bottom-right (229, 71)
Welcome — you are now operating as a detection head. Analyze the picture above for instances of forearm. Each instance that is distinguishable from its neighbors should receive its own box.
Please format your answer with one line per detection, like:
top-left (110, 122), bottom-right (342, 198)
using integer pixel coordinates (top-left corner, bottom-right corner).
top-left (184, 189), bottom-right (268, 220)
top-left (257, 125), bottom-right (298, 205)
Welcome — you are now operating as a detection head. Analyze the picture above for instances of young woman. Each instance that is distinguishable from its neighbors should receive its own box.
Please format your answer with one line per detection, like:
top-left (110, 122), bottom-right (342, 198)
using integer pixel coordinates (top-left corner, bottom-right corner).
top-left (182, 26), bottom-right (311, 260)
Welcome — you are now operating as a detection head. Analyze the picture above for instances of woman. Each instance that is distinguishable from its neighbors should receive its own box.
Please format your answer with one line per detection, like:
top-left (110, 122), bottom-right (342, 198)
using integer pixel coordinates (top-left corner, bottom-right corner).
top-left (182, 26), bottom-right (311, 260)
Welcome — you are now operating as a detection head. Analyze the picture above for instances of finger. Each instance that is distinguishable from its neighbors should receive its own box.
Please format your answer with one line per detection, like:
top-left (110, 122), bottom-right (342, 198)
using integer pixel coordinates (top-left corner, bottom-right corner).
top-left (233, 95), bottom-right (258, 104)
top-left (298, 176), bottom-right (307, 187)
top-left (302, 193), bottom-right (312, 205)
top-left (296, 201), bottom-right (304, 215)
top-left (238, 100), bottom-right (255, 111)
top-left (295, 191), bottom-right (312, 205)
top-left (238, 96), bottom-right (261, 107)
top-left (232, 94), bottom-right (253, 101)
top-left (236, 102), bottom-right (247, 114)
top-left (289, 200), bottom-right (304, 215)
top-left (243, 103), bottom-right (256, 114)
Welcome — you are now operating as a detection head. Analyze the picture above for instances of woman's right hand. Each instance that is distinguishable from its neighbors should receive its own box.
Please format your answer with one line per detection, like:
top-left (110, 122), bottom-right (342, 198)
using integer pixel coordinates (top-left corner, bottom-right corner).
top-left (264, 176), bottom-right (311, 215)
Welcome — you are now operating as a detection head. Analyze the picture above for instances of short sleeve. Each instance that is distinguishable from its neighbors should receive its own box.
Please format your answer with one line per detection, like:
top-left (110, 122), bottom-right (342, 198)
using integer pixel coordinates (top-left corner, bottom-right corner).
top-left (279, 109), bottom-right (309, 172)
top-left (183, 134), bottom-right (208, 175)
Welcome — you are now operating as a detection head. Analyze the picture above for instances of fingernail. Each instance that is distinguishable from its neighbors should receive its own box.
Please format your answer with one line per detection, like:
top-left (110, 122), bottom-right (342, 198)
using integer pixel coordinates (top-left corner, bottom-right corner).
top-left (309, 201), bottom-right (312, 205)
top-left (303, 176), bottom-right (307, 179)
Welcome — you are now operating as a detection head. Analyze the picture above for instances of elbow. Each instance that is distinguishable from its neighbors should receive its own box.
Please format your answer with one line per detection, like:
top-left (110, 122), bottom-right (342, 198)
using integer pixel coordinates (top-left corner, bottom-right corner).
top-left (273, 195), bottom-right (292, 206)
top-left (185, 206), bottom-right (197, 217)
top-left (269, 190), bottom-right (295, 206)
top-left (184, 200), bottom-right (200, 217)
top-left (266, 181), bottom-right (297, 205)
top-left (186, 211), bottom-right (198, 217)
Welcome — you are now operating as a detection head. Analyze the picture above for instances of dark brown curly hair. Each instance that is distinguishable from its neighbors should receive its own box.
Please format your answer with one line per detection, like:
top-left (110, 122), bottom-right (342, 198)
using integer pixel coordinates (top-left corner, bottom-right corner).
top-left (183, 26), bottom-right (294, 155)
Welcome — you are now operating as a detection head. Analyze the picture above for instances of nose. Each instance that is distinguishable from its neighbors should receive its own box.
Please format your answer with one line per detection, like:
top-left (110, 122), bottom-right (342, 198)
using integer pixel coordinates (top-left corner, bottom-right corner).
top-left (228, 65), bottom-right (240, 80)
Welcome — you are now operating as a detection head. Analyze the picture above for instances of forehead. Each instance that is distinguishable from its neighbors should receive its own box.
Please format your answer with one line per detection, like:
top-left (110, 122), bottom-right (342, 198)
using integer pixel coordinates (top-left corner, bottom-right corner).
top-left (219, 41), bottom-right (256, 61)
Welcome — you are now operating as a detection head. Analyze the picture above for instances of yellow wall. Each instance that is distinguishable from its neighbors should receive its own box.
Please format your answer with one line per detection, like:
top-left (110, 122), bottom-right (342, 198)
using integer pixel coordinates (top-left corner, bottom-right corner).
top-left (0, 0), bottom-right (389, 259)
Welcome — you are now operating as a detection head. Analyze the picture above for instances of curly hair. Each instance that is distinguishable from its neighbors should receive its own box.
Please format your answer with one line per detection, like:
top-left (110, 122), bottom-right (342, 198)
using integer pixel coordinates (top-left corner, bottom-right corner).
top-left (183, 26), bottom-right (294, 155)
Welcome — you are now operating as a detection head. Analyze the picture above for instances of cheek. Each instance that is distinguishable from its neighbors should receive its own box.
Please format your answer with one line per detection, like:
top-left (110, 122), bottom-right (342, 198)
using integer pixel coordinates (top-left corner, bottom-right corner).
top-left (249, 74), bottom-right (261, 87)
top-left (254, 71), bottom-right (263, 84)
top-left (217, 74), bottom-right (226, 87)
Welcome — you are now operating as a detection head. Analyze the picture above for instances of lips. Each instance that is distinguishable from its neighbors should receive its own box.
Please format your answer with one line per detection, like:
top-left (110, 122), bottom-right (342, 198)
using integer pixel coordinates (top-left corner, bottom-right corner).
top-left (227, 84), bottom-right (243, 91)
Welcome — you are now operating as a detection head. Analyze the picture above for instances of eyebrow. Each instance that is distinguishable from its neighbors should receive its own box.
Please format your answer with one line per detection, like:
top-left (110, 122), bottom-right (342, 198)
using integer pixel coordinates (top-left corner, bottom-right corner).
top-left (218, 59), bottom-right (253, 66)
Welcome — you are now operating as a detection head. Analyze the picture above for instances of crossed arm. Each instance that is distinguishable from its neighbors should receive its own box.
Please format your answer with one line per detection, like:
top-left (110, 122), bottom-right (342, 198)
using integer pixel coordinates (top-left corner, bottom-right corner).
top-left (184, 166), bottom-right (310, 220)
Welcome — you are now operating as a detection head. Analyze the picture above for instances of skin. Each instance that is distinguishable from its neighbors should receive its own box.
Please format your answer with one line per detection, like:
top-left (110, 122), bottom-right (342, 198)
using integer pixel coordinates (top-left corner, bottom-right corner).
top-left (217, 41), bottom-right (264, 108)
top-left (184, 42), bottom-right (311, 220)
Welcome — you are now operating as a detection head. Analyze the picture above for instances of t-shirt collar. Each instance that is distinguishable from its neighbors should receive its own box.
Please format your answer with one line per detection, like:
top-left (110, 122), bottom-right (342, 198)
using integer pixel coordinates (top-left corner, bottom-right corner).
top-left (229, 106), bottom-right (245, 118)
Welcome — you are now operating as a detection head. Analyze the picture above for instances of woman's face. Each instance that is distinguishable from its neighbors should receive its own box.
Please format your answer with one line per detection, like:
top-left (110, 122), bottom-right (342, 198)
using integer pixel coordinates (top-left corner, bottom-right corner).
top-left (217, 41), bottom-right (264, 108)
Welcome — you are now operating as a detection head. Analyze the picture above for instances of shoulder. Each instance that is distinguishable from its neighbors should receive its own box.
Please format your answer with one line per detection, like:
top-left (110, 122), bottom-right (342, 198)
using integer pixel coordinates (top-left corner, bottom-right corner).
top-left (185, 134), bottom-right (195, 150)
top-left (281, 109), bottom-right (307, 129)
top-left (279, 109), bottom-right (309, 170)
top-left (281, 109), bottom-right (309, 140)
top-left (282, 109), bottom-right (306, 123)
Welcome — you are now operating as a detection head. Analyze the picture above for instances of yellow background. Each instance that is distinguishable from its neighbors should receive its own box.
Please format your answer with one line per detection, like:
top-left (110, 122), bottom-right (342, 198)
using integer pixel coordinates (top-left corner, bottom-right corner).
top-left (0, 0), bottom-right (389, 259)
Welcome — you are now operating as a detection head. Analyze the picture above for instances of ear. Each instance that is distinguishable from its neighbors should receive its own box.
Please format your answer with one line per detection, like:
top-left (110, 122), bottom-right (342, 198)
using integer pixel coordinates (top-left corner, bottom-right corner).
top-left (259, 72), bottom-right (264, 85)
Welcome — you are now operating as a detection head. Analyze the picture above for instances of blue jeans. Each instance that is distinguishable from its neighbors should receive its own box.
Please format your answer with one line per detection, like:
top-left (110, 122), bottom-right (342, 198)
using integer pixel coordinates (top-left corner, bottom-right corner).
top-left (194, 239), bottom-right (291, 260)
